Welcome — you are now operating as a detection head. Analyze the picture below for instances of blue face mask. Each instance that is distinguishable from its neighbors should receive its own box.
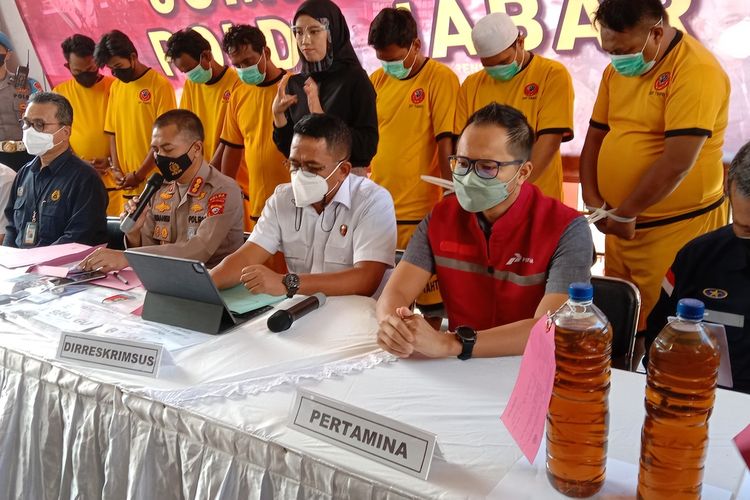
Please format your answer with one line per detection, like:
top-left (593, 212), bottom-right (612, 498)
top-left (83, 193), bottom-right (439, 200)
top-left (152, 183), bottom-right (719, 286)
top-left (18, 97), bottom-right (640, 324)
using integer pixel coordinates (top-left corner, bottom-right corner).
top-left (609, 19), bottom-right (663, 77)
top-left (186, 61), bottom-right (211, 84)
top-left (380, 42), bottom-right (415, 80)
top-left (484, 46), bottom-right (521, 81)
top-left (452, 168), bottom-right (521, 213)
top-left (237, 52), bottom-right (266, 86)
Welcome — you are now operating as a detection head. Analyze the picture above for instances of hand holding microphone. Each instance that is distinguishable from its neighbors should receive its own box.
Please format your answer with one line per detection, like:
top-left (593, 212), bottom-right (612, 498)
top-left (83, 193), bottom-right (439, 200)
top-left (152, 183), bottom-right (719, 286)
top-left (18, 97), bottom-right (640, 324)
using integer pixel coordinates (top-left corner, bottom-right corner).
top-left (120, 172), bottom-right (164, 234)
top-left (267, 293), bottom-right (327, 332)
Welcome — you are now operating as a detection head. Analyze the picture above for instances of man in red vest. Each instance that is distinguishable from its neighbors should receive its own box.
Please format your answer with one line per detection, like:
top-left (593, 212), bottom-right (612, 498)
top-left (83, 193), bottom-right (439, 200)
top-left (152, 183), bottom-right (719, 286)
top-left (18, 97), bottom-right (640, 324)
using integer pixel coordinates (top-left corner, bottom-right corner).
top-left (376, 103), bottom-right (593, 360)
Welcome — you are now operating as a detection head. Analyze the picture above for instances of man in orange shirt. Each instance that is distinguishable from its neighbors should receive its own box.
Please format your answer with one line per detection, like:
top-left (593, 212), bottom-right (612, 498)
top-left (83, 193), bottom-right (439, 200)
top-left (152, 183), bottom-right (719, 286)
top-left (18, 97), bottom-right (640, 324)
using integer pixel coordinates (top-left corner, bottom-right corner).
top-left (580, 0), bottom-right (729, 329)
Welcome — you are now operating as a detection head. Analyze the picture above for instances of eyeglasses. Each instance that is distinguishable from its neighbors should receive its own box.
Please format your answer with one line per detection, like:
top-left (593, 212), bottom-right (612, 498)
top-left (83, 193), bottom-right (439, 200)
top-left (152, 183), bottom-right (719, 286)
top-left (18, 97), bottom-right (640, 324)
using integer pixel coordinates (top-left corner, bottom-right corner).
top-left (291, 26), bottom-right (328, 40)
top-left (449, 155), bottom-right (525, 180)
top-left (19, 118), bottom-right (62, 133)
top-left (285, 158), bottom-right (345, 174)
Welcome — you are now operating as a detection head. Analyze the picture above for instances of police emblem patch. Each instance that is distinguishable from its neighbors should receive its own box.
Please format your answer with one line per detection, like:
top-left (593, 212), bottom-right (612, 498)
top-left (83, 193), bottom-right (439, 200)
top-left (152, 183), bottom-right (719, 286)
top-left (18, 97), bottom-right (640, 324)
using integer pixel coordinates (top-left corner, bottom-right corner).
top-left (703, 288), bottom-right (728, 299)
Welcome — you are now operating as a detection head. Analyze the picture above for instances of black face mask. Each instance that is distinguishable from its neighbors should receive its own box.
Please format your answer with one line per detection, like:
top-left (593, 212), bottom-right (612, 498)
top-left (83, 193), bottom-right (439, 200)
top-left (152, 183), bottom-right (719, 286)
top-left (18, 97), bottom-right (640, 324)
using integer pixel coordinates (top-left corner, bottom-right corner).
top-left (154, 143), bottom-right (196, 181)
top-left (112, 66), bottom-right (136, 83)
top-left (74, 71), bottom-right (100, 88)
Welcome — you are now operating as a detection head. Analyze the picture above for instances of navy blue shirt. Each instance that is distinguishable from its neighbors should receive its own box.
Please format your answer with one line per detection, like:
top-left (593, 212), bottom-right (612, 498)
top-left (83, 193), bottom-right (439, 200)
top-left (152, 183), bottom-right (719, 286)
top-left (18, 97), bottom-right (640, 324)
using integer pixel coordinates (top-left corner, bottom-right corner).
top-left (645, 225), bottom-right (750, 394)
top-left (3, 148), bottom-right (108, 248)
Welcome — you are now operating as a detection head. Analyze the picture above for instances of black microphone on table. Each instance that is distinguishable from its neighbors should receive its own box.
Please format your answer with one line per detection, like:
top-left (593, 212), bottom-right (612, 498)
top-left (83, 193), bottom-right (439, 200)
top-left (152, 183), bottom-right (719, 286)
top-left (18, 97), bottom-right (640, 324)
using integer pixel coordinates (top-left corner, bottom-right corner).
top-left (120, 173), bottom-right (164, 233)
top-left (267, 293), bottom-right (327, 332)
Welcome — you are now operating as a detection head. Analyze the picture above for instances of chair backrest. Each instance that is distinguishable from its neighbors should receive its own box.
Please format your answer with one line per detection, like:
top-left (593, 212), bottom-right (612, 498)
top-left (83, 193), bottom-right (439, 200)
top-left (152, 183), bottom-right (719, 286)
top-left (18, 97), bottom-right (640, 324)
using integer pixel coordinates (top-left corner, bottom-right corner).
top-left (591, 276), bottom-right (641, 371)
top-left (106, 216), bottom-right (125, 250)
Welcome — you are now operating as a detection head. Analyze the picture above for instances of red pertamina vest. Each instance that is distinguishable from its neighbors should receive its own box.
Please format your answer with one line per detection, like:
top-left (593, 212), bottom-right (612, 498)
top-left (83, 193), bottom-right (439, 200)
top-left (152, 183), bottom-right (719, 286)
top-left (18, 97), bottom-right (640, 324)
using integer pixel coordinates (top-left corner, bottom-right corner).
top-left (428, 183), bottom-right (580, 330)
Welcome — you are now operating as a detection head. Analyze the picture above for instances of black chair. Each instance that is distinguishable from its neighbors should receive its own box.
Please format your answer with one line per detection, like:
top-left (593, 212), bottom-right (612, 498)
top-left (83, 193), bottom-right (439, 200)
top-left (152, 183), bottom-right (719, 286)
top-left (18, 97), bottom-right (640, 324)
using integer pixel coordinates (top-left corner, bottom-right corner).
top-left (106, 216), bottom-right (125, 250)
top-left (591, 276), bottom-right (641, 371)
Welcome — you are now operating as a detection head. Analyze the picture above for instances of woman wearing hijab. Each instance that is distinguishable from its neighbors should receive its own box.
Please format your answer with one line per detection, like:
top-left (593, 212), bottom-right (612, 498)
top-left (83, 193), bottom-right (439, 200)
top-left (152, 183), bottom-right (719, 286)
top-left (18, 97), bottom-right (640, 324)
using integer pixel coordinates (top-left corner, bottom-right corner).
top-left (272, 0), bottom-right (378, 173)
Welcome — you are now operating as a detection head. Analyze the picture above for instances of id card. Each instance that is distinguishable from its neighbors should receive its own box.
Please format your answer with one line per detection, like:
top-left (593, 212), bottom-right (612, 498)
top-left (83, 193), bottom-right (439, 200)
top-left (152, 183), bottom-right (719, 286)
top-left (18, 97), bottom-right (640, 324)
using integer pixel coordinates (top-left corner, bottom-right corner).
top-left (23, 222), bottom-right (37, 246)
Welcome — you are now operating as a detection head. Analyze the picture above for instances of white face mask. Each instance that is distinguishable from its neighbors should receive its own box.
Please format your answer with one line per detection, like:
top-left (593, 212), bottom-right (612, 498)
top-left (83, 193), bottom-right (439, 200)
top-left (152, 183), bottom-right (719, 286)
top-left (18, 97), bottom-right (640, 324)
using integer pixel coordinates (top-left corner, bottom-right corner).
top-left (291, 161), bottom-right (343, 208)
top-left (22, 126), bottom-right (64, 156)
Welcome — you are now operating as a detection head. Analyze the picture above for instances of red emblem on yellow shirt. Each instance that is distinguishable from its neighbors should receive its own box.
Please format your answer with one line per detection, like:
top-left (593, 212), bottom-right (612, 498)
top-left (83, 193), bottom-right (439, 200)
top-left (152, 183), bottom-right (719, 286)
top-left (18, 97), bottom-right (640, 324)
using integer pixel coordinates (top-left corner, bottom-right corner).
top-left (222, 90), bottom-right (231, 103)
top-left (524, 83), bottom-right (539, 97)
top-left (654, 72), bottom-right (671, 91)
top-left (189, 176), bottom-right (204, 195)
top-left (139, 89), bottom-right (152, 103)
top-left (410, 88), bottom-right (425, 105)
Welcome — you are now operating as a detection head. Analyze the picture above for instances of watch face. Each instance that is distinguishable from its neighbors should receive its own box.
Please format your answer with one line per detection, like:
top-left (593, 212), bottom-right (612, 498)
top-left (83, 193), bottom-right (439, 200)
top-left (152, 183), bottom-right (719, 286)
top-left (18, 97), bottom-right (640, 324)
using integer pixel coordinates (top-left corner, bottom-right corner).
top-left (284, 273), bottom-right (300, 288)
top-left (456, 326), bottom-right (477, 342)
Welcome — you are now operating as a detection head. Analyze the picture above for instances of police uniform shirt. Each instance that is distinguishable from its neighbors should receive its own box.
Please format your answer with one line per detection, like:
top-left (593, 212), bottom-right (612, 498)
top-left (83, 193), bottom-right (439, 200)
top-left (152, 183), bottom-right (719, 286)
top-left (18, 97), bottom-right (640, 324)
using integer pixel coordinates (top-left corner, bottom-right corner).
top-left (131, 161), bottom-right (244, 267)
top-left (646, 225), bottom-right (750, 393)
top-left (3, 149), bottom-right (108, 247)
top-left (0, 72), bottom-right (39, 141)
top-left (249, 175), bottom-right (397, 274)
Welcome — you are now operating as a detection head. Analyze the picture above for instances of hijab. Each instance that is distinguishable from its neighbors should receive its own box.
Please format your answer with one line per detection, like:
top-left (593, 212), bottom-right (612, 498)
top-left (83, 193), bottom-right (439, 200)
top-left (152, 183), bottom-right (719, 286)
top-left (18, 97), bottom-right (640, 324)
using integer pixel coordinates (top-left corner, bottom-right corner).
top-left (293, 0), bottom-right (361, 74)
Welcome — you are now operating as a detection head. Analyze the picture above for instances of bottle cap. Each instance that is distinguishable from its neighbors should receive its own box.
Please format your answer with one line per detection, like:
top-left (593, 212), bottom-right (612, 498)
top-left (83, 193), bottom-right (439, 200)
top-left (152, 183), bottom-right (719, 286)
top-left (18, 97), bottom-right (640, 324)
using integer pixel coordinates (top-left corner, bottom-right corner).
top-left (676, 298), bottom-right (704, 321)
top-left (568, 282), bottom-right (593, 302)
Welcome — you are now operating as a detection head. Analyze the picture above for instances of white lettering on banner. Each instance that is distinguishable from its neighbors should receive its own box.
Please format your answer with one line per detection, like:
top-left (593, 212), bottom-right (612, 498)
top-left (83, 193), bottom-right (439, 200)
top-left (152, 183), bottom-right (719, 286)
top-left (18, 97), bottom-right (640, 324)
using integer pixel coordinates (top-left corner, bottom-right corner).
top-left (289, 389), bottom-right (438, 480)
top-left (56, 332), bottom-right (164, 378)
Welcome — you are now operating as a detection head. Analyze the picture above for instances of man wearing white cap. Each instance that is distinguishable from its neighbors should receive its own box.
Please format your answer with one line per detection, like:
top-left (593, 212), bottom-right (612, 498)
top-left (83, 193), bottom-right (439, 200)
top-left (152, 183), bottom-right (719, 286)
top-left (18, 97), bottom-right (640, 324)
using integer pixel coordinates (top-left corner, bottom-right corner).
top-left (455, 13), bottom-right (574, 201)
top-left (0, 31), bottom-right (40, 171)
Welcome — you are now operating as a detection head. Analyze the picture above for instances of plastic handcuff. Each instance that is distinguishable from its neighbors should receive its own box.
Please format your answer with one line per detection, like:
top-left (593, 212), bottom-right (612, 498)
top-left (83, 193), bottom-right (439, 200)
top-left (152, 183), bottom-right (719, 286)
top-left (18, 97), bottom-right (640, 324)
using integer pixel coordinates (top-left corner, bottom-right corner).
top-left (585, 204), bottom-right (637, 225)
top-left (420, 175), bottom-right (454, 193)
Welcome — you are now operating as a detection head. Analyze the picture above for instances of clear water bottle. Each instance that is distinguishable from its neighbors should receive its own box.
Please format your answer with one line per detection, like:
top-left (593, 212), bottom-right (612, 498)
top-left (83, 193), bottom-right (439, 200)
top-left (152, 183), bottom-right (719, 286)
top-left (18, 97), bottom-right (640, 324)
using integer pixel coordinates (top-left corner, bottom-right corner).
top-left (637, 298), bottom-right (719, 499)
top-left (546, 282), bottom-right (612, 497)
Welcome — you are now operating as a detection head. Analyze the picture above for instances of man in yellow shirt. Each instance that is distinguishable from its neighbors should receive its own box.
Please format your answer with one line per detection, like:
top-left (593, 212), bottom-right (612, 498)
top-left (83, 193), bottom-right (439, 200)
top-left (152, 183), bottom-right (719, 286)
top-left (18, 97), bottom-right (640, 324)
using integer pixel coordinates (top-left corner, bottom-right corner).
top-left (54, 34), bottom-right (119, 216)
top-left (219, 25), bottom-right (290, 233)
top-left (580, 0), bottom-right (729, 330)
top-left (95, 30), bottom-right (176, 214)
top-left (165, 28), bottom-right (239, 169)
top-left (456, 12), bottom-right (574, 201)
top-left (368, 7), bottom-right (458, 316)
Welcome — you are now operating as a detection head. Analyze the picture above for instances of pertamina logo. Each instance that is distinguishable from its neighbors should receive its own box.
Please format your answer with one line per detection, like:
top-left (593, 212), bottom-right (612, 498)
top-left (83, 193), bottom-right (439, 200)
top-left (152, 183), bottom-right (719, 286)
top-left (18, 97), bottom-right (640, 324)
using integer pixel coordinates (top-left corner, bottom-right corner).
top-left (411, 88), bottom-right (425, 105)
top-left (654, 72), bottom-right (671, 91)
top-left (524, 83), bottom-right (539, 98)
top-left (506, 253), bottom-right (534, 266)
top-left (139, 89), bottom-right (152, 103)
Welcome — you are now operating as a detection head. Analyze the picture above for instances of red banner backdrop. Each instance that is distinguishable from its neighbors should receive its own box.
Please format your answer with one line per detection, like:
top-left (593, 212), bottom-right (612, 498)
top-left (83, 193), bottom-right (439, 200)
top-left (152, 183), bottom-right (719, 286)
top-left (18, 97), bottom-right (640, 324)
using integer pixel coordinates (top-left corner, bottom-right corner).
top-left (14, 0), bottom-right (750, 157)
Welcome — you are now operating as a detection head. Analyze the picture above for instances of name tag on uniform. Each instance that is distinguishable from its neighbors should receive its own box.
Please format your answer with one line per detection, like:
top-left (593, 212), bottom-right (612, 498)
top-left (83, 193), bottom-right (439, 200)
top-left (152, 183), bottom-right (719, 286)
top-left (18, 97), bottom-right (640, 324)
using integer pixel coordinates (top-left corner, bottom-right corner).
top-left (289, 389), bottom-right (438, 480)
top-left (23, 222), bottom-right (37, 246)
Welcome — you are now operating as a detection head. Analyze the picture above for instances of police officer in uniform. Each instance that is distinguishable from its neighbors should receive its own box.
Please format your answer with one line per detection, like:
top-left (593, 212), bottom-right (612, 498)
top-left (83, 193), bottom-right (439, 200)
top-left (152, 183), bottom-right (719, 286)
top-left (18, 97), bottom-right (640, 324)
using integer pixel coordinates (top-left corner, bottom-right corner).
top-left (3, 92), bottom-right (108, 247)
top-left (80, 109), bottom-right (244, 271)
top-left (0, 31), bottom-right (39, 171)
top-left (645, 141), bottom-right (750, 394)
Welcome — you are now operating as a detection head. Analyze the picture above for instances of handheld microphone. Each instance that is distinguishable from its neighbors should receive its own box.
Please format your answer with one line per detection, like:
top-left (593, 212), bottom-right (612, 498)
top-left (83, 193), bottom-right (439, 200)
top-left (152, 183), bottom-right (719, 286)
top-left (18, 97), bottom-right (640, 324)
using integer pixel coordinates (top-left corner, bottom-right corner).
top-left (120, 173), bottom-right (164, 233)
top-left (267, 293), bottom-right (327, 332)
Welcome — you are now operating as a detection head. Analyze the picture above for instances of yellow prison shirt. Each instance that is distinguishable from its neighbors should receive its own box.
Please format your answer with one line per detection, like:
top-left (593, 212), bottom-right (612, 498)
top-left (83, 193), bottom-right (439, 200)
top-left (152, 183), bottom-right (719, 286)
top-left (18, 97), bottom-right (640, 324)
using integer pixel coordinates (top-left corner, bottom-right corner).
top-left (179, 67), bottom-right (240, 161)
top-left (370, 59), bottom-right (459, 249)
top-left (454, 54), bottom-right (574, 200)
top-left (53, 75), bottom-right (121, 216)
top-left (590, 31), bottom-right (729, 220)
top-left (219, 72), bottom-right (290, 231)
top-left (104, 68), bottom-right (176, 199)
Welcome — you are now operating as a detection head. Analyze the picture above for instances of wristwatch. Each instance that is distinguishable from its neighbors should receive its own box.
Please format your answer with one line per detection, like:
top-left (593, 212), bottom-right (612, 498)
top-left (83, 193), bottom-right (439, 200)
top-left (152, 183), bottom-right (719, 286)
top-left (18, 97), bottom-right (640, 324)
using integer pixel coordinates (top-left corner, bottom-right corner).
top-left (282, 273), bottom-right (300, 298)
top-left (455, 326), bottom-right (477, 360)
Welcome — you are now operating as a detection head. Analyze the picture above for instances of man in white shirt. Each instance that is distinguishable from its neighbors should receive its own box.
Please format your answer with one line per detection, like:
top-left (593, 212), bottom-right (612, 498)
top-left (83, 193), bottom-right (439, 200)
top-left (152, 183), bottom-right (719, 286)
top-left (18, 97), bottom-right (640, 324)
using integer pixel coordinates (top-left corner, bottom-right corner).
top-left (0, 162), bottom-right (15, 244)
top-left (211, 113), bottom-right (396, 298)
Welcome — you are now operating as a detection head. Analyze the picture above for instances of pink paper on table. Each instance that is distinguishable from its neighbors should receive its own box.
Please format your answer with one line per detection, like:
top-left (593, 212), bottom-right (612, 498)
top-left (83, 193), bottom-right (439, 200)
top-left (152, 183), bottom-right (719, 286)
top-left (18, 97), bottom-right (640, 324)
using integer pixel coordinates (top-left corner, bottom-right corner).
top-left (35, 265), bottom-right (71, 278)
top-left (0, 242), bottom-right (104, 270)
top-left (734, 422), bottom-right (750, 468)
top-left (92, 269), bottom-right (141, 291)
top-left (501, 314), bottom-right (556, 463)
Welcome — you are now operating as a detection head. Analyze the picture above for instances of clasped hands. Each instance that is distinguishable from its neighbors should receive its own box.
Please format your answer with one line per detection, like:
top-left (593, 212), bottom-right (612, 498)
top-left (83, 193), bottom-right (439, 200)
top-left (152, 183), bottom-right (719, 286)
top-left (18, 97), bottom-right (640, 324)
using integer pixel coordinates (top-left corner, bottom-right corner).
top-left (376, 307), bottom-right (458, 359)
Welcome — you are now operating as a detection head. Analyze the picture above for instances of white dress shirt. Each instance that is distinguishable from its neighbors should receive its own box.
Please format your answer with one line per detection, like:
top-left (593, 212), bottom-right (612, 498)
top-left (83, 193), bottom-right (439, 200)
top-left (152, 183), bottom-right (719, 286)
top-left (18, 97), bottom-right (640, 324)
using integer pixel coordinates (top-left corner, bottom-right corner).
top-left (249, 174), bottom-right (397, 274)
